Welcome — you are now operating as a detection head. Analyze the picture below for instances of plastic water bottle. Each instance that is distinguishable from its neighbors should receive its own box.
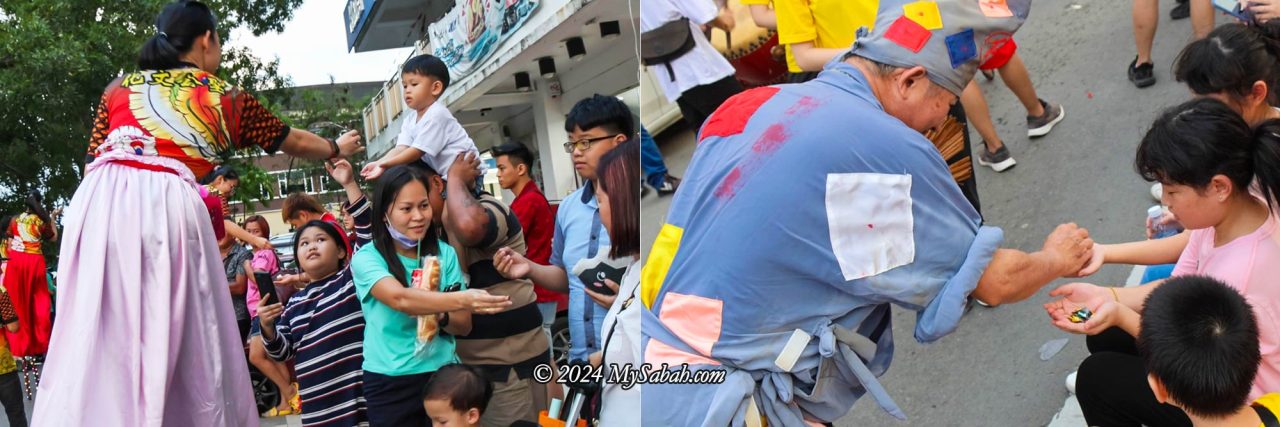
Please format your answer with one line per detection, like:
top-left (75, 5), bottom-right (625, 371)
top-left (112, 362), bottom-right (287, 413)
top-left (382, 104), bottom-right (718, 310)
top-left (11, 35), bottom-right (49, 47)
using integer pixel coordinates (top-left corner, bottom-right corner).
top-left (1149, 205), bottom-right (1178, 239)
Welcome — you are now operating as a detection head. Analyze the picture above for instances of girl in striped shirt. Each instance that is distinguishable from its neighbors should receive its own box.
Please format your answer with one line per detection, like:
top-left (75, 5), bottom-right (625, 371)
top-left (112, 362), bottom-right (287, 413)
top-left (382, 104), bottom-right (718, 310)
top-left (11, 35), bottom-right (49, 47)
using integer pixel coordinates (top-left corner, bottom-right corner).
top-left (258, 159), bottom-right (372, 426)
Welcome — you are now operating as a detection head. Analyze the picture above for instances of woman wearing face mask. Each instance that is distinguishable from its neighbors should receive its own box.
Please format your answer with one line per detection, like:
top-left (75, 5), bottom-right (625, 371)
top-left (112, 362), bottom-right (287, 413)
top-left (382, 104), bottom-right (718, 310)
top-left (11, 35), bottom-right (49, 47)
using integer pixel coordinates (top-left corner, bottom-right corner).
top-left (35, 1), bottom-right (364, 423)
top-left (256, 157), bottom-right (375, 426)
top-left (350, 165), bottom-right (511, 427)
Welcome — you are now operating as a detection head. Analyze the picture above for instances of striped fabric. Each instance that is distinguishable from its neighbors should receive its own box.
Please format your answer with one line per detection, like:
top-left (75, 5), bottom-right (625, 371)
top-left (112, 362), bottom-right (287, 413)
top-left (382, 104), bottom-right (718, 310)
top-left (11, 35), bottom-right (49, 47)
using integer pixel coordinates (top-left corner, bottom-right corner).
top-left (451, 194), bottom-right (550, 382)
top-left (263, 196), bottom-right (372, 426)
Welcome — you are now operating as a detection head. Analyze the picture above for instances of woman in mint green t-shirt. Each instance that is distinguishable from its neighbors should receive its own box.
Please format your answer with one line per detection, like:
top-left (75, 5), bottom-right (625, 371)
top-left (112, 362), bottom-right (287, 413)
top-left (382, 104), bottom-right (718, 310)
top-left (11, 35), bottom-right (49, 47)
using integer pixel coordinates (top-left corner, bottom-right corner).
top-left (350, 165), bottom-right (511, 427)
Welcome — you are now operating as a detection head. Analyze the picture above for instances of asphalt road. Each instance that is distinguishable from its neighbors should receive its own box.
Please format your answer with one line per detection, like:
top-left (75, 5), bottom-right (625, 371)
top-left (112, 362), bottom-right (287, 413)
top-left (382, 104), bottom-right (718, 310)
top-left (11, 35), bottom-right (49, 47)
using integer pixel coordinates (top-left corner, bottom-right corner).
top-left (640, 0), bottom-right (1216, 425)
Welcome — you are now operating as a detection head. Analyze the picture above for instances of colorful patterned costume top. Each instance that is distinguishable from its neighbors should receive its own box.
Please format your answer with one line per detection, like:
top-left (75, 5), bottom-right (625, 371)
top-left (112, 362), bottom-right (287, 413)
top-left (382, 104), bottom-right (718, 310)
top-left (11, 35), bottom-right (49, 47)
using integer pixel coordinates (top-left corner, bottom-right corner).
top-left (8, 214), bottom-right (46, 255)
top-left (86, 65), bottom-right (290, 179)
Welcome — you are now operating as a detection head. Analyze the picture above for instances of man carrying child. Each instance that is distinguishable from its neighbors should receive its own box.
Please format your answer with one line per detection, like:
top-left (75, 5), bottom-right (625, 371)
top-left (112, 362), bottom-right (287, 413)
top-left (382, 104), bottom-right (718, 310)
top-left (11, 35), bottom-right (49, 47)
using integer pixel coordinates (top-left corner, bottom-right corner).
top-left (366, 53), bottom-right (549, 426)
top-left (361, 54), bottom-right (485, 191)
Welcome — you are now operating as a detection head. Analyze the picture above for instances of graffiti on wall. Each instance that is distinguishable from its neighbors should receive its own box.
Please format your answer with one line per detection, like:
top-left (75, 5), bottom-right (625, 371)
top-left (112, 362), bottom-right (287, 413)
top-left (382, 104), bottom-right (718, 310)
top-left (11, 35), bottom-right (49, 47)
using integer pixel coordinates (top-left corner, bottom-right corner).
top-left (429, 0), bottom-right (540, 79)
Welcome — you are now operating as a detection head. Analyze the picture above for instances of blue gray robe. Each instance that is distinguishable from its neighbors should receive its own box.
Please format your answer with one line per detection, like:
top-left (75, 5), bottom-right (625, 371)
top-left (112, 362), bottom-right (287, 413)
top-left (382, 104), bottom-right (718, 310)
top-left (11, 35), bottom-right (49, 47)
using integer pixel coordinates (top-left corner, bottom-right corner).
top-left (640, 61), bottom-right (1004, 425)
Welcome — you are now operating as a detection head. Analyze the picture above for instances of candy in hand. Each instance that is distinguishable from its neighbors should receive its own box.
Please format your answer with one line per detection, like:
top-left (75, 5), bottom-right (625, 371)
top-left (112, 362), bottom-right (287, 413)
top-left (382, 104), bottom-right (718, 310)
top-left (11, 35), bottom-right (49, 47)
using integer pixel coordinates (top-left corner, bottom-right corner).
top-left (1068, 307), bottom-right (1093, 323)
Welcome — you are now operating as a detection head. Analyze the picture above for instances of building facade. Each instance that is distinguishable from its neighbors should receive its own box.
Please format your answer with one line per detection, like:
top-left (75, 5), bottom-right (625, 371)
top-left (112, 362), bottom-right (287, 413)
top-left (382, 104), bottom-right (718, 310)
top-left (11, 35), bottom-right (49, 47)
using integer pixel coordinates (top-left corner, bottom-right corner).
top-left (347, 0), bottom-right (641, 202)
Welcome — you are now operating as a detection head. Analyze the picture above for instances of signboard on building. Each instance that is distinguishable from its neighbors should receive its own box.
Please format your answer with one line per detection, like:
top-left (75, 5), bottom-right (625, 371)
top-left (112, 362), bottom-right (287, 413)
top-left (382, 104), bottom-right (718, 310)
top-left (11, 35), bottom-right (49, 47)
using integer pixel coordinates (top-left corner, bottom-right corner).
top-left (346, 0), bottom-right (366, 33)
top-left (428, 0), bottom-right (540, 79)
top-left (344, 0), bottom-right (373, 50)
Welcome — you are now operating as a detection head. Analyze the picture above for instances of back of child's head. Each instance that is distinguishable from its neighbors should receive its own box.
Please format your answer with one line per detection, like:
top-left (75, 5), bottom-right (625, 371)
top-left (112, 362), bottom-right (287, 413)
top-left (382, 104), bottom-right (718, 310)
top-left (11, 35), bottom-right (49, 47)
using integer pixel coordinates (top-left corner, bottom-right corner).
top-left (423, 364), bottom-right (491, 424)
top-left (564, 94), bottom-right (634, 137)
top-left (1139, 275), bottom-right (1259, 419)
top-left (1175, 21), bottom-right (1280, 104)
top-left (402, 54), bottom-right (451, 93)
top-left (281, 191), bottom-right (326, 221)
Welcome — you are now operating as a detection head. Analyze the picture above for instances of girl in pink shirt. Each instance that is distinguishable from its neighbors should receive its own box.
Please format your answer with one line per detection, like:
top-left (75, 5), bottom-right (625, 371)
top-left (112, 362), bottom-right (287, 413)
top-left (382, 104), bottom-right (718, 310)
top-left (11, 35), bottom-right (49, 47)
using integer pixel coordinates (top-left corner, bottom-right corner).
top-left (1047, 98), bottom-right (1280, 426)
top-left (243, 215), bottom-right (298, 416)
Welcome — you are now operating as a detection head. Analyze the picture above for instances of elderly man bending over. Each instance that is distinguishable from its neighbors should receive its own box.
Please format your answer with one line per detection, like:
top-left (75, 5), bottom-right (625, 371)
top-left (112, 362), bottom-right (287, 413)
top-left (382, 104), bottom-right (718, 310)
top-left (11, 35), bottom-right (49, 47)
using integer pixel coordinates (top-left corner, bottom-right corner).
top-left (639, 0), bottom-right (1090, 425)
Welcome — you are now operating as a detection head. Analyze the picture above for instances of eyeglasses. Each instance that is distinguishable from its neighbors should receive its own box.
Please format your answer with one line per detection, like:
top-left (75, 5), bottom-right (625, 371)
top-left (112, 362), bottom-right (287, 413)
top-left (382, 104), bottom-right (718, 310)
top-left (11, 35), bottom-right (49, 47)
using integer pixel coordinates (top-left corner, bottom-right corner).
top-left (563, 134), bottom-right (620, 154)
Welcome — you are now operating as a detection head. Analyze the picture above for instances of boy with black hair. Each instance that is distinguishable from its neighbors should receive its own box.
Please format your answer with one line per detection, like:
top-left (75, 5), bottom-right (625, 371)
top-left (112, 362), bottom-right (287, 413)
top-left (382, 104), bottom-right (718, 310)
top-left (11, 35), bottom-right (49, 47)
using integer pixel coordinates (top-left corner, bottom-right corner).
top-left (1139, 275), bottom-right (1280, 426)
top-left (423, 364), bottom-right (494, 427)
top-left (362, 54), bottom-right (485, 185)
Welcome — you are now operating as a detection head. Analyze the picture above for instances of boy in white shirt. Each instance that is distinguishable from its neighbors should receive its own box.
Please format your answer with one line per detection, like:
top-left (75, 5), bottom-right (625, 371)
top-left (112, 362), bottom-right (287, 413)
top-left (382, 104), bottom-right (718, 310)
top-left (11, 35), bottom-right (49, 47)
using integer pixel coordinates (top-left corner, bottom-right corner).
top-left (361, 54), bottom-right (485, 189)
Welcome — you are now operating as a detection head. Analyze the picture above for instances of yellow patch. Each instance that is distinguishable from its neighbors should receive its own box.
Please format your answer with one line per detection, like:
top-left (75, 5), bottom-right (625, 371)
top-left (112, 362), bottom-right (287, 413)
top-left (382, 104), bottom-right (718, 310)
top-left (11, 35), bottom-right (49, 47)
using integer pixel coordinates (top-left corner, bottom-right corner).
top-left (903, 1), bottom-right (943, 30)
top-left (641, 224), bottom-right (684, 308)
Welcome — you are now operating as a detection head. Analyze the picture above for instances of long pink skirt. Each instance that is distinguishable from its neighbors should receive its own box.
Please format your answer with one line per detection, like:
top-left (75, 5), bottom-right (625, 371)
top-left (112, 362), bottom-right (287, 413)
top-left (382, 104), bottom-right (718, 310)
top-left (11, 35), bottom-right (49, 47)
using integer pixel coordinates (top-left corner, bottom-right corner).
top-left (31, 154), bottom-right (257, 426)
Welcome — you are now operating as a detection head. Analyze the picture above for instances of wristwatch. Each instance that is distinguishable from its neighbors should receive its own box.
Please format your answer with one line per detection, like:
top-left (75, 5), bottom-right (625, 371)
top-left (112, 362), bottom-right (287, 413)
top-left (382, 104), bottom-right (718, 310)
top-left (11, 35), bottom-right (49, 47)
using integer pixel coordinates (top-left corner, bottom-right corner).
top-left (327, 138), bottom-right (340, 159)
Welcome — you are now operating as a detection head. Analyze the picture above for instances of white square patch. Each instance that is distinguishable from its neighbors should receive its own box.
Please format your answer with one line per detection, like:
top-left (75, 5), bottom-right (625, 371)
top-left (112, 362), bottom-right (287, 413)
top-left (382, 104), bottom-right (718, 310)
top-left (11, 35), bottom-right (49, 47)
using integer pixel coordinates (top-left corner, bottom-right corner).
top-left (825, 173), bottom-right (915, 281)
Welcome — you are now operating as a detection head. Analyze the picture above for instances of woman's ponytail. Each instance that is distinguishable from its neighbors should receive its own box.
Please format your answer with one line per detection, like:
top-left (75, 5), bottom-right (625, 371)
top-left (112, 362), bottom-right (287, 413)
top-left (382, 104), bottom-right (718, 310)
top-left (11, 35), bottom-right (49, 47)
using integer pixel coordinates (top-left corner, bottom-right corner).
top-left (137, 33), bottom-right (184, 70)
top-left (135, 1), bottom-right (218, 70)
top-left (1252, 119), bottom-right (1280, 213)
top-left (1175, 22), bottom-right (1280, 104)
top-left (24, 190), bottom-right (52, 227)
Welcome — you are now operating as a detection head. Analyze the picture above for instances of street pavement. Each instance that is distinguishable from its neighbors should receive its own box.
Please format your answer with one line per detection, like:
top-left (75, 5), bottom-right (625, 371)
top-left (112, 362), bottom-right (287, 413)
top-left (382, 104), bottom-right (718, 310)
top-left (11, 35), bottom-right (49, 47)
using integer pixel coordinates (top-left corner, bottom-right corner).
top-left (640, 0), bottom-right (1218, 425)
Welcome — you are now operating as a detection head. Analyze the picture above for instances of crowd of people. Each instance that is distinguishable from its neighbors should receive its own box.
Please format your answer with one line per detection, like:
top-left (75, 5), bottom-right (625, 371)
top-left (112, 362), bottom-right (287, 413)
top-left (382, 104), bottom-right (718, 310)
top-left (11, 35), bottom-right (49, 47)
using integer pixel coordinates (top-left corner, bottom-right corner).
top-left (16, 0), bottom-right (1280, 424)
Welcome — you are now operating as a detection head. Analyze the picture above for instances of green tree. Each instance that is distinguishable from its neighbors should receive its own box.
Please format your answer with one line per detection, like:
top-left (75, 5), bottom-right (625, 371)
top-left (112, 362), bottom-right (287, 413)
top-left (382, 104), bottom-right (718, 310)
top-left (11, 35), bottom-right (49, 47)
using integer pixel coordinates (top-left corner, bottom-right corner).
top-left (228, 84), bottom-right (372, 219)
top-left (0, 0), bottom-right (303, 216)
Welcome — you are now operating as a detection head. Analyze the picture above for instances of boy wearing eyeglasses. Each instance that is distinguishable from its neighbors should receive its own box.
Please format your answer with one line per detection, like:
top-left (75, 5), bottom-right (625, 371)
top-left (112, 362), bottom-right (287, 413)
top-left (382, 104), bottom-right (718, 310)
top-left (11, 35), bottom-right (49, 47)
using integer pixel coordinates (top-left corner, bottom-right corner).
top-left (493, 94), bottom-right (631, 367)
top-left (362, 54), bottom-right (486, 193)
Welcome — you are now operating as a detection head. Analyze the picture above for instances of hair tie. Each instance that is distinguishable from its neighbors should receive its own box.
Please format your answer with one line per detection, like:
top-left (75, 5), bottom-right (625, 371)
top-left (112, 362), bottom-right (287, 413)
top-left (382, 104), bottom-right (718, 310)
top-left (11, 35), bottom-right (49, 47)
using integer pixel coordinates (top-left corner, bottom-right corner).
top-left (158, 31), bottom-right (169, 39)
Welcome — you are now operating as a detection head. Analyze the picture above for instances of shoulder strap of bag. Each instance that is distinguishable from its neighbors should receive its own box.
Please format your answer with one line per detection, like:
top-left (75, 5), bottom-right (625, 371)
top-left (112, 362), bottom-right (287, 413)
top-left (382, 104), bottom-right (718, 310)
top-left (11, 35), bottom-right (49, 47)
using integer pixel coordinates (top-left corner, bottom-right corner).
top-left (1255, 402), bottom-right (1280, 427)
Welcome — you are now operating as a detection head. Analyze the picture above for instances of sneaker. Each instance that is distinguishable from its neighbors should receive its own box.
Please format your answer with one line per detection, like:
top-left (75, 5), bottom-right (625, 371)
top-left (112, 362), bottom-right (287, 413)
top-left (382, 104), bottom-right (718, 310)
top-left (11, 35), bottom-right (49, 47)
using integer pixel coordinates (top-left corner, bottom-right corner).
top-left (1170, 1), bottom-right (1190, 19)
top-left (657, 174), bottom-right (681, 196)
top-left (977, 144), bottom-right (1017, 172)
top-left (1066, 371), bottom-right (1078, 394)
top-left (1128, 57), bottom-right (1156, 88)
top-left (1151, 182), bottom-right (1162, 202)
top-left (656, 181), bottom-right (677, 196)
top-left (1027, 99), bottom-right (1065, 138)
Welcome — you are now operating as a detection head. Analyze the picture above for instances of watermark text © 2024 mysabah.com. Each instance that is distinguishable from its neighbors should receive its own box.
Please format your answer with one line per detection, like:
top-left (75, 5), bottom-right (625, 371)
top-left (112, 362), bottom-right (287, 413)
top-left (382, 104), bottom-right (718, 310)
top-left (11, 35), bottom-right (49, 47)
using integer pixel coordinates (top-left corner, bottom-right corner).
top-left (533, 363), bottom-right (727, 390)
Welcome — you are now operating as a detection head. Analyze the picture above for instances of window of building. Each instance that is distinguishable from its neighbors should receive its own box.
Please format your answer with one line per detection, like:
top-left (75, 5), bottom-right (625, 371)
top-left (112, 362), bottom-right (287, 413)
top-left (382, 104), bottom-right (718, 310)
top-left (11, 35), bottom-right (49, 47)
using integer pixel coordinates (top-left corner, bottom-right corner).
top-left (274, 169), bottom-right (317, 196)
top-left (390, 78), bottom-right (404, 117)
top-left (372, 92), bottom-right (385, 133)
top-left (363, 105), bottom-right (374, 139)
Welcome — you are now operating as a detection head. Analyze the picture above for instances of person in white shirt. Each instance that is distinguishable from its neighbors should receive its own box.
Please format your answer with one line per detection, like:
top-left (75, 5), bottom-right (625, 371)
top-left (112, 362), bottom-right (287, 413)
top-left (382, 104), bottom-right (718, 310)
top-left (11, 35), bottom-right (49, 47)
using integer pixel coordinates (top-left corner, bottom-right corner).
top-left (642, 0), bottom-right (743, 131)
top-left (362, 54), bottom-right (485, 189)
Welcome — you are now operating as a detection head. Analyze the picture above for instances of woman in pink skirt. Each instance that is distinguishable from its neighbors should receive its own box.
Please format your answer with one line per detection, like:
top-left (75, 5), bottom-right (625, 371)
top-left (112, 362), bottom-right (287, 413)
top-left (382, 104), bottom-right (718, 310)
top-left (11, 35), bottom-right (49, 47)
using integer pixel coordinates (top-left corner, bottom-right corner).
top-left (32, 2), bottom-right (362, 425)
